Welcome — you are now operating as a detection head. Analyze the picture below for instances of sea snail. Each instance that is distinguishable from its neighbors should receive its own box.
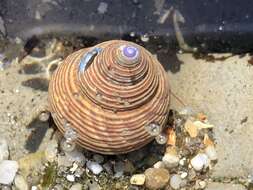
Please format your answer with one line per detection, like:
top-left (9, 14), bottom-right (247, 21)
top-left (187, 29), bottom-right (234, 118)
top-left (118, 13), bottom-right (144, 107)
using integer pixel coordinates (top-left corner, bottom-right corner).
top-left (48, 40), bottom-right (170, 154)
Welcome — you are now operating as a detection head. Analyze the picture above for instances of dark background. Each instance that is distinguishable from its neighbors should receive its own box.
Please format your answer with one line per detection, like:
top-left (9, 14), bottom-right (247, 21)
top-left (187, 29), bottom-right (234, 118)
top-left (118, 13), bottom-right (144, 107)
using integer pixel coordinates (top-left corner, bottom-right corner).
top-left (1, 0), bottom-right (253, 53)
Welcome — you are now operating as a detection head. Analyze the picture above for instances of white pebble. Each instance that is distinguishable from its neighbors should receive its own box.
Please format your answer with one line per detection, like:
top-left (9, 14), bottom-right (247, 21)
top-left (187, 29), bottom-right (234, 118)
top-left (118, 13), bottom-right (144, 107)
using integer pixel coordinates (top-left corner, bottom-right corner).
top-left (0, 160), bottom-right (19, 185)
top-left (70, 163), bottom-right (79, 173)
top-left (86, 161), bottom-right (103, 175)
top-left (162, 152), bottom-right (179, 168)
top-left (39, 112), bottom-right (50, 122)
top-left (14, 175), bottom-right (28, 190)
top-left (205, 146), bottom-right (218, 161)
top-left (66, 174), bottom-right (75, 182)
top-left (70, 183), bottom-right (82, 190)
top-left (180, 172), bottom-right (188, 179)
top-left (170, 174), bottom-right (183, 189)
top-left (97, 2), bottom-right (108, 14)
top-left (190, 153), bottom-right (209, 171)
top-left (31, 186), bottom-right (38, 190)
top-left (0, 138), bottom-right (9, 161)
top-left (179, 158), bottom-right (186, 166)
top-left (153, 161), bottom-right (165, 169)
top-left (130, 174), bottom-right (146, 185)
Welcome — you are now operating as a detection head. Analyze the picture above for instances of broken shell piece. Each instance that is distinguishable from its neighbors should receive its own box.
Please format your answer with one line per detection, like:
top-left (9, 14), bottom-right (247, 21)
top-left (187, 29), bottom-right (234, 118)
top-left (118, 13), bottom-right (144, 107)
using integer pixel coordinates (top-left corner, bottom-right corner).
top-left (190, 153), bottom-right (210, 171)
top-left (203, 134), bottom-right (214, 147)
top-left (153, 161), bottom-right (166, 169)
top-left (162, 147), bottom-right (179, 168)
top-left (204, 135), bottom-right (217, 161)
top-left (184, 119), bottom-right (198, 138)
top-left (193, 121), bottom-right (214, 129)
top-left (166, 128), bottom-right (176, 146)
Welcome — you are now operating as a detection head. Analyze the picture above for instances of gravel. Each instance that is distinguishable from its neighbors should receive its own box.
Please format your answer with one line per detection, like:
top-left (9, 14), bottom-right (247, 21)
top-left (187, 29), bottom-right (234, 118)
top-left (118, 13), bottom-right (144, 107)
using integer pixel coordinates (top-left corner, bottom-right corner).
top-left (0, 160), bottom-right (18, 185)
top-left (86, 161), bottom-right (103, 175)
top-left (144, 168), bottom-right (170, 190)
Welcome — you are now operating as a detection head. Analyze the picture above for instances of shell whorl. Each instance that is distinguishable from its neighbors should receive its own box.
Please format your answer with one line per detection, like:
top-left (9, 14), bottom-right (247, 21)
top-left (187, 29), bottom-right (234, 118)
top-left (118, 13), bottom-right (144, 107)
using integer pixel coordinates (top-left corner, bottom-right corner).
top-left (48, 40), bottom-right (170, 154)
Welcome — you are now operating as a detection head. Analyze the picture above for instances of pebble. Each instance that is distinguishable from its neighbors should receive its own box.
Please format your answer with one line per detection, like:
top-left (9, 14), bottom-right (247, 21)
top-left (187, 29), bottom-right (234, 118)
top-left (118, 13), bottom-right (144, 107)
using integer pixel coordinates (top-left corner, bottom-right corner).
top-left (153, 161), bottom-right (165, 169)
top-left (14, 175), bottom-right (29, 190)
top-left (162, 151), bottom-right (179, 168)
top-left (39, 111), bottom-right (50, 122)
top-left (130, 174), bottom-right (146, 185)
top-left (128, 185), bottom-right (139, 190)
top-left (0, 138), bottom-right (9, 161)
top-left (66, 174), bottom-right (75, 182)
top-left (52, 184), bottom-right (63, 190)
top-left (45, 139), bottom-right (58, 162)
top-left (144, 168), bottom-right (170, 190)
top-left (114, 161), bottom-right (124, 178)
top-left (0, 160), bottom-right (19, 185)
top-left (97, 2), bottom-right (108, 14)
top-left (170, 174), bottom-right (183, 189)
top-left (74, 167), bottom-right (85, 177)
top-left (190, 153), bottom-right (210, 171)
top-left (180, 172), bottom-right (188, 179)
top-left (205, 146), bottom-right (218, 161)
top-left (70, 183), bottom-right (83, 190)
top-left (1, 185), bottom-right (11, 190)
top-left (86, 161), bottom-right (103, 175)
top-left (179, 158), bottom-right (186, 166)
top-left (31, 186), bottom-right (38, 190)
top-left (69, 163), bottom-right (79, 173)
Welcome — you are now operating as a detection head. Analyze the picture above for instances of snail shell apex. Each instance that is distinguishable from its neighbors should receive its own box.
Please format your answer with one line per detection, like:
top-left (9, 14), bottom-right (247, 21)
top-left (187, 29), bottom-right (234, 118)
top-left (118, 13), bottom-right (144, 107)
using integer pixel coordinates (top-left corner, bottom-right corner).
top-left (48, 40), bottom-right (170, 154)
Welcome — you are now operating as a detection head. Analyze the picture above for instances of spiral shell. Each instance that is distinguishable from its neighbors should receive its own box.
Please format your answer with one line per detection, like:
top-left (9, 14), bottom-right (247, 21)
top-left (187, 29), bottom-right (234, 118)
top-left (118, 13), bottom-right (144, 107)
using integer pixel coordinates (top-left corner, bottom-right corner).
top-left (48, 40), bottom-right (170, 154)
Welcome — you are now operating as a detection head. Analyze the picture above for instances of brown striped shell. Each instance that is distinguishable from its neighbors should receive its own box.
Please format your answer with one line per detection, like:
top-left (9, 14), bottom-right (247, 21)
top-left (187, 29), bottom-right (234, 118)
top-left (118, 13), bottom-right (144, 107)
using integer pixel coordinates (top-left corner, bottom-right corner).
top-left (48, 40), bottom-right (170, 154)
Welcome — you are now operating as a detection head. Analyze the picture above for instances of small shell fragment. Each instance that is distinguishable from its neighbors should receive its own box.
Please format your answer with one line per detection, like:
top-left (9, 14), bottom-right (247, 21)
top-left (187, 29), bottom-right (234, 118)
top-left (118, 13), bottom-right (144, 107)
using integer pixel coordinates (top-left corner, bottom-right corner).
top-left (166, 128), bottom-right (176, 146)
top-left (204, 135), bottom-right (217, 161)
top-left (190, 153), bottom-right (209, 171)
top-left (184, 119), bottom-right (198, 138)
top-left (193, 121), bottom-right (214, 129)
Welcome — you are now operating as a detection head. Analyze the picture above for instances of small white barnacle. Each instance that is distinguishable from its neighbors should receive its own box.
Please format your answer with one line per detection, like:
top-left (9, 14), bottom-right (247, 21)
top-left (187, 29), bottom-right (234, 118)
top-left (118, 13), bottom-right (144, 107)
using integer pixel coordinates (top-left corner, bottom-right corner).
top-left (155, 133), bottom-right (168, 145)
top-left (145, 122), bottom-right (162, 136)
